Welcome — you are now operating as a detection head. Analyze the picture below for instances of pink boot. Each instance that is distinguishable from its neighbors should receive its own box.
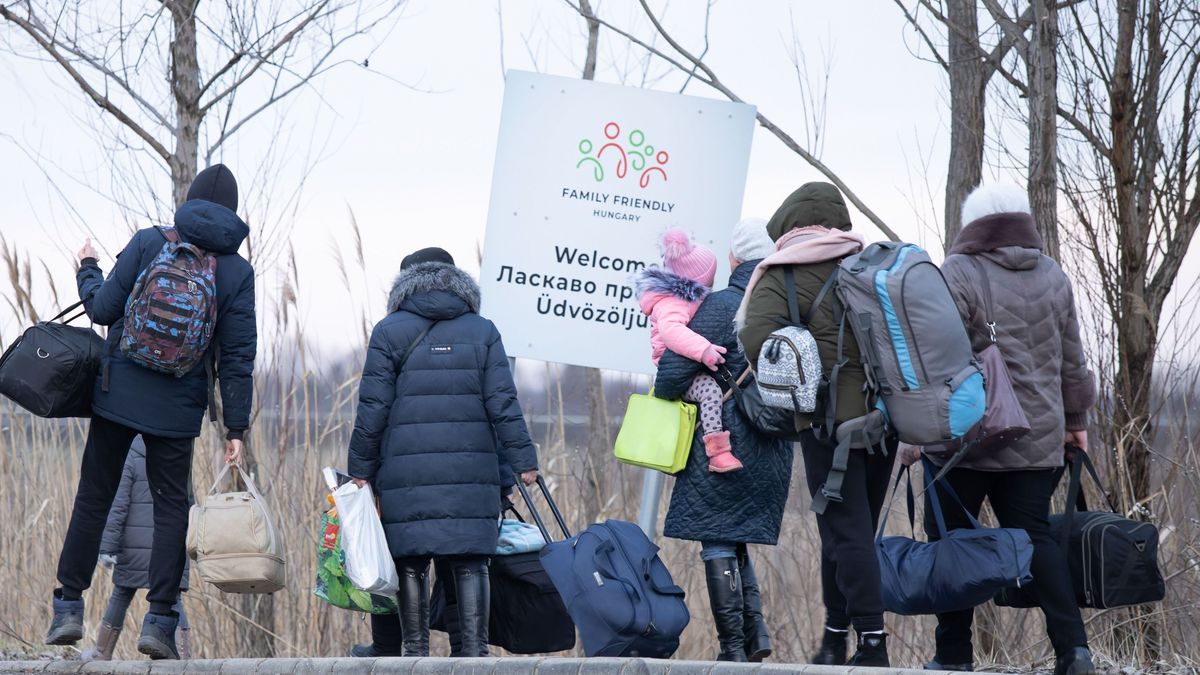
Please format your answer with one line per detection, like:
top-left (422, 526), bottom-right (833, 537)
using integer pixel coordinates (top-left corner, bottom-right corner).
top-left (704, 431), bottom-right (743, 473)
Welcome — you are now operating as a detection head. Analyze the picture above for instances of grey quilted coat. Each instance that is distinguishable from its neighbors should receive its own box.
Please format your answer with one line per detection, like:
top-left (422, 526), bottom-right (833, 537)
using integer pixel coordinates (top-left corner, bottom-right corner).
top-left (940, 211), bottom-right (1096, 471)
top-left (99, 440), bottom-right (190, 590)
top-left (654, 261), bottom-right (794, 544)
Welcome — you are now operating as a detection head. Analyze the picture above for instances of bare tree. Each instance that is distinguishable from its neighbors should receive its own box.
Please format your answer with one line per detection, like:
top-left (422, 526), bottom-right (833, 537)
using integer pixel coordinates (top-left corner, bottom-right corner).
top-left (1, 0), bottom-right (407, 657)
top-left (893, 0), bottom-right (1037, 248)
top-left (1, 0), bottom-right (403, 217)
top-left (1023, 0), bottom-right (1061, 259)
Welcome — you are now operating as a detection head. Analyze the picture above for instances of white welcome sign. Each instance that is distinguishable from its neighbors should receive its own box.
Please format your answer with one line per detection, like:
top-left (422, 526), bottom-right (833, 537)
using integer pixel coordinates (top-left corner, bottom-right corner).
top-left (480, 70), bottom-right (756, 375)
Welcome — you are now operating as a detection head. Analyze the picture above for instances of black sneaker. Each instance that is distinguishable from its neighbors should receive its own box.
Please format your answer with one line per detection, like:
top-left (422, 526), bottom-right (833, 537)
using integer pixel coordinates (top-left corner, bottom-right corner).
top-left (926, 659), bottom-right (975, 671)
top-left (811, 628), bottom-right (848, 665)
top-left (137, 612), bottom-right (180, 660)
top-left (847, 632), bottom-right (889, 668)
top-left (45, 595), bottom-right (85, 646)
top-left (1055, 647), bottom-right (1097, 675)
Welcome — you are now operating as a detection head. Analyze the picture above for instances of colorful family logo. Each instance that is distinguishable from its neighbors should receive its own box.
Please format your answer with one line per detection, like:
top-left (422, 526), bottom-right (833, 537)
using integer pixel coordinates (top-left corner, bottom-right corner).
top-left (576, 122), bottom-right (669, 189)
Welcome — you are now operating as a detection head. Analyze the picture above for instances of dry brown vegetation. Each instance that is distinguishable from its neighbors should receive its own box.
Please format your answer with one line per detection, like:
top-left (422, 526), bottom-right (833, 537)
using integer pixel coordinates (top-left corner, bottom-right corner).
top-left (1, 230), bottom-right (1198, 673)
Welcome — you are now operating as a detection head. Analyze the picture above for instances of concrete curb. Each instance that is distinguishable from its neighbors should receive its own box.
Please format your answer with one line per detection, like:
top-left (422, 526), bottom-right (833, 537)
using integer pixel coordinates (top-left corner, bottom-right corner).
top-left (0, 658), bottom-right (950, 674)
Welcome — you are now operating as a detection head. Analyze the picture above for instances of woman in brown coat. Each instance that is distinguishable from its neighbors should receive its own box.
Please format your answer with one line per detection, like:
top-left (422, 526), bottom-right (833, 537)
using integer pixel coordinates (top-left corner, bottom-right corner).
top-left (906, 183), bottom-right (1097, 675)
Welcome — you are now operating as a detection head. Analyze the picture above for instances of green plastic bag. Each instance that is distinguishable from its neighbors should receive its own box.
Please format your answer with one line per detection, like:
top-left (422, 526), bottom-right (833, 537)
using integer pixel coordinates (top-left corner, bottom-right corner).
top-left (614, 392), bottom-right (697, 474)
top-left (313, 509), bottom-right (397, 614)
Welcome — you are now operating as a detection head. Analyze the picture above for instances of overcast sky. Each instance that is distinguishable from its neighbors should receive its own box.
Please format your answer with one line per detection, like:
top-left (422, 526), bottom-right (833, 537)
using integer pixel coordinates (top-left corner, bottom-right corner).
top-left (1, 1), bottom-right (977, 357)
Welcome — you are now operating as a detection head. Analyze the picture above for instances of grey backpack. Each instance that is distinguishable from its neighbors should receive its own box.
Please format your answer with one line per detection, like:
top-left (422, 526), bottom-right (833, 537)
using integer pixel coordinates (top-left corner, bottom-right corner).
top-left (755, 268), bottom-right (830, 413)
top-left (832, 242), bottom-right (985, 445)
top-left (810, 242), bottom-right (986, 515)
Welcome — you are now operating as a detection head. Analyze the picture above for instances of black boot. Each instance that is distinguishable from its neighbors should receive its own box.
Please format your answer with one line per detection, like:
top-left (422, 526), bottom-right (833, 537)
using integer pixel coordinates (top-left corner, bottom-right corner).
top-left (45, 592), bottom-right (85, 646)
top-left (396, 560), bottom-right (430, 657)
top-left (451, 559), bottom-right (490, 657)
top-left (350, 612), bottom-right (403, 657)
top-left (737, 547), bottom-right (772, 662)
top-left (847, 632), bottom-right (889, 667)
top-left (136, 612), bottom-right (180, 660)
top-left (1055, 647), bottom-right (1097, 675)
top-left (811, 628), bottom-right (849, 666)
top-left (704, 558), bottom-right (748, 662)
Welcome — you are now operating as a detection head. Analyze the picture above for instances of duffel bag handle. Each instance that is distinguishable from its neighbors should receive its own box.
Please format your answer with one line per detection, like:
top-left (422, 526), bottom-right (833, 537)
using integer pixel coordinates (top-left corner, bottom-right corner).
top-left (206, 461), bottom-right (266, 503)
top-left (50, 300), bottom-right (88, 325)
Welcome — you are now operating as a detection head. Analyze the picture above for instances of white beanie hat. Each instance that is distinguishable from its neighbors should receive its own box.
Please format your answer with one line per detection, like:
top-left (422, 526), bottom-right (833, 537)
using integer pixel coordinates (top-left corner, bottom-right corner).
top-left (730, 217), bottom-right (774, 262)
top-left (960, 183), bottom-right (1031, 227)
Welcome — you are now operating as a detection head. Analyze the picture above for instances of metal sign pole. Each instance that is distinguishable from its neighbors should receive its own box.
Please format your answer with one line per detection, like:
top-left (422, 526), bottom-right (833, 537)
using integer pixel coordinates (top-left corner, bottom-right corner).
top-left (636, 467), bottom-right (665, 539)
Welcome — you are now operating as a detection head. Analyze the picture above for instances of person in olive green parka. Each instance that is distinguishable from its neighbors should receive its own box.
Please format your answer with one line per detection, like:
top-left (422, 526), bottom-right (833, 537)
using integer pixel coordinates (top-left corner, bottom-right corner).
top-left (738, 182), bottom-right (868, 428)
top-left (737, 182), bottom-right (897, 668)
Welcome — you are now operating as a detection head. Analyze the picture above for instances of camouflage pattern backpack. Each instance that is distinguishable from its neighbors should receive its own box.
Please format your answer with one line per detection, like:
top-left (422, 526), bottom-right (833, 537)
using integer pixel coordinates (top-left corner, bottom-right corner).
top-left (120, 227), bottom-right (218, 377)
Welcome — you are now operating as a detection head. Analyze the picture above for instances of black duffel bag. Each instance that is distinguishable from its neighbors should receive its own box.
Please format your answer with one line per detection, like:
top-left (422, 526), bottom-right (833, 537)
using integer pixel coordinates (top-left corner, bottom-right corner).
top-left (0, 302), bottom-right (103, 418)
top-left (715, 367), bottom-right (804, 442)
top-left (431, 476), bottom-right (576, 654)
top-left (995, 448), bottom-right (1165, 610)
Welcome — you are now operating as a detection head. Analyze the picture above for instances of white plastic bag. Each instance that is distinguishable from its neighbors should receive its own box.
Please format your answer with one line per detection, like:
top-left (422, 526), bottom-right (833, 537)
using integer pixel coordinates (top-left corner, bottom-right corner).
top-left (331, 481), bottom-right (399, 596)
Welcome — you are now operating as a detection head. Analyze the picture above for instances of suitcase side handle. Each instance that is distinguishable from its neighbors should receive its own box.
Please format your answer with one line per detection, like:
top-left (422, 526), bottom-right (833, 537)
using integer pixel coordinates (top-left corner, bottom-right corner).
top-left (514, 475), bottom-right (572, 542)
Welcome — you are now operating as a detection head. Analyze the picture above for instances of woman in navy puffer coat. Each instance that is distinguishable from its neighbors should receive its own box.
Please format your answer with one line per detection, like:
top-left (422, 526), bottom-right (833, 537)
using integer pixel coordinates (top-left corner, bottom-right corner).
top-left (348, 248), bottom-right (538, 658)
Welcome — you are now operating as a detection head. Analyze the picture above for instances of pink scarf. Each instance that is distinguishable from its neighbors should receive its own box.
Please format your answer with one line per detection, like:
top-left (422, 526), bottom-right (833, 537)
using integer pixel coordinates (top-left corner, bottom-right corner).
top-left (734, 226), bottom-right (866, 328)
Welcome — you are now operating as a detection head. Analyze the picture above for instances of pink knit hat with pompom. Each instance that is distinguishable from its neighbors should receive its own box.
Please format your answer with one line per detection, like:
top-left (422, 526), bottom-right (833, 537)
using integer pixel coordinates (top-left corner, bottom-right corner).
top-left (660, 228), bottom-right (717, 287)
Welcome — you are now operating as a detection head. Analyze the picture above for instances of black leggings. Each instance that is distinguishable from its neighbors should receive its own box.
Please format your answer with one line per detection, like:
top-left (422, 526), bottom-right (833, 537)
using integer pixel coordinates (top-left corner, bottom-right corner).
top-left (56, 415), bottom-right (193, 615)
top-left (924, 467), bottom-right (1088, 663)
top-left (801, 430), bottom-right (897, 633)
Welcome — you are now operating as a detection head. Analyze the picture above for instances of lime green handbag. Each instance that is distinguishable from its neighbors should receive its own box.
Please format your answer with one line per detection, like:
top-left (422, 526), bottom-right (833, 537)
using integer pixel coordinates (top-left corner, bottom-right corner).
top-left (614, 392), bottom-right (698, 474)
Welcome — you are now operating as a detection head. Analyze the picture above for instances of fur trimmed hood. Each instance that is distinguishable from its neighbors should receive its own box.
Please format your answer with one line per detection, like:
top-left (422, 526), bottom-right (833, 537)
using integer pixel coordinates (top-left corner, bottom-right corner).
top-left (388, 262), bottom-right (480, 315)
top-left (633, 266), bottom-right (710, 304)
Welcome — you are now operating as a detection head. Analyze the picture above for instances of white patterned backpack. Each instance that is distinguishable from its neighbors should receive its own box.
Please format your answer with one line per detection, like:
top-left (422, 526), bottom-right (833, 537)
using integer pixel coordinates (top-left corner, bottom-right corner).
top-left (756, 268), bottom-right (831, 413)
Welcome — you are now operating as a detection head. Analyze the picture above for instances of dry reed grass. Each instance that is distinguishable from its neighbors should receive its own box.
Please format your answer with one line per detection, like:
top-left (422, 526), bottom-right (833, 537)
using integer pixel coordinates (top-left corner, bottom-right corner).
top-left (0, 233), bottom-right (1197, 672)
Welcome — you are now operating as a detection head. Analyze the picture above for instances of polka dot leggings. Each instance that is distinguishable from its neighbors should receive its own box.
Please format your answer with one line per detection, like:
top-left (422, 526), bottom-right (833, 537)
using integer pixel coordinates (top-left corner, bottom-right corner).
top-left (684, 373), bottom-right (725, 437)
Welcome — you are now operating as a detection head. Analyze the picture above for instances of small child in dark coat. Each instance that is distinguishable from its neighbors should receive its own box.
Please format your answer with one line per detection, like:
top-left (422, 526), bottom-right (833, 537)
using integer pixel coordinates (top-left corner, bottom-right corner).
top-left (81, 439), bottom-right (191, 661)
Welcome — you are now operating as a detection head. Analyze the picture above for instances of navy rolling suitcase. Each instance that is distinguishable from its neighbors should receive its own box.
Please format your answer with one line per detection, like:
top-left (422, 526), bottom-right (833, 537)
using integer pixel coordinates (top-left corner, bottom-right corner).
top-left (539, 519), bottom-right (689, 658)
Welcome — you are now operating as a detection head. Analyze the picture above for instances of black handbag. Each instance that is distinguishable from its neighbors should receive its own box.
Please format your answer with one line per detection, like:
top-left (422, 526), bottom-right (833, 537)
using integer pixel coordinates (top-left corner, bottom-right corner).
top-left (0, 301), bottom-right (104, 418)
top-left (430, 476), bottom-right (576, 654)
top-left (995, 449), bottom-right (1166, 609)
top-left (716, 367), bottom-right (804, 442)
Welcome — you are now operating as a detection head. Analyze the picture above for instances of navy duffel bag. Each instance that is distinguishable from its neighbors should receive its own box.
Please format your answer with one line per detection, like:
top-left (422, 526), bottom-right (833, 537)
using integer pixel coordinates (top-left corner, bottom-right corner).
top-left (877, 459), bottom-right (1033, 615)
top-left (540, 519), bottom-right (689, 658)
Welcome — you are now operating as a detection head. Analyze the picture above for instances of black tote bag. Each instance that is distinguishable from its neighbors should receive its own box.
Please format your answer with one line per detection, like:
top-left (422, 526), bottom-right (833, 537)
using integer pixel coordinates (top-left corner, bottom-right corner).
top-left (0, 301), bottom-right (104, 418)
top-left (995, 448), bottom-right (1165, 609)
top-left (878, 458), bottom-right (1034, 615)
top-left (430, 476), bottom-right (576, 654)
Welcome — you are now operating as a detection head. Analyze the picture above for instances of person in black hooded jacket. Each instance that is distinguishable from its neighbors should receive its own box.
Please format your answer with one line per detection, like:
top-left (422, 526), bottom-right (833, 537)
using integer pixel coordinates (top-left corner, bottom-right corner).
top-left (46, 165), bottom-right (256, 661)
top-left (347, 247), bottom-right (538, 658)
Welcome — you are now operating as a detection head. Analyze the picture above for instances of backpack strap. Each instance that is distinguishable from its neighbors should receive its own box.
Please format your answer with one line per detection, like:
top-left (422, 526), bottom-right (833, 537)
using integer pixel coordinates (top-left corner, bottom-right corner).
top-left (817, 289), bottom-right (848, 441)
top-left (780, 267), bottom-right (837, 327)
top-left (811, 409), bottom-right (887, 514)
top-left (783, 268), bottom-right (802, 325)
top-left (157, 226), bottom-right (181, 245)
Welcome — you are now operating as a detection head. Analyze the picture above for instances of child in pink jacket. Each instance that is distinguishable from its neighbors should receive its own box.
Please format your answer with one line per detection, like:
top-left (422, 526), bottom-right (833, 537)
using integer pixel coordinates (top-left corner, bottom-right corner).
top-left (634, 229), bottom-right (741, 472)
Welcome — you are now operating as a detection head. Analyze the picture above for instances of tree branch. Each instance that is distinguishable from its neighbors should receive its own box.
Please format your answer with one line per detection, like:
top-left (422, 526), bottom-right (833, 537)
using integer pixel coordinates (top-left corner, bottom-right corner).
top-left (197, 0), bottom-right (334, 112)
top-left (565, 0), bottom-right (898, 239)
top-left (1, 3), bottom-right (172, 163)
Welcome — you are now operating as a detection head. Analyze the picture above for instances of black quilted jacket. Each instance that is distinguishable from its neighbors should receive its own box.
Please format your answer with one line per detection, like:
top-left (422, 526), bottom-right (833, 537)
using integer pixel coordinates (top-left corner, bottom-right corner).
top-left (654, 261), bottom-right (794, 545)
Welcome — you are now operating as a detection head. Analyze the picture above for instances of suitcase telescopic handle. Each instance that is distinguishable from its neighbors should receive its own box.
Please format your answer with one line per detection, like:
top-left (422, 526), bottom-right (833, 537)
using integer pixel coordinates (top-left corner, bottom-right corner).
top-left (514, 475), bottom-right (572, 542)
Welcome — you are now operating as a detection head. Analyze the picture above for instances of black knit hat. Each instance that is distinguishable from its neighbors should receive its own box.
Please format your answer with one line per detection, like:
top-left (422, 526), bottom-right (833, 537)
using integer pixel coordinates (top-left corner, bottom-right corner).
top-left (401, 247), bottom-right (455, 270)
top-left (186, 164), bottom-right (239, 212)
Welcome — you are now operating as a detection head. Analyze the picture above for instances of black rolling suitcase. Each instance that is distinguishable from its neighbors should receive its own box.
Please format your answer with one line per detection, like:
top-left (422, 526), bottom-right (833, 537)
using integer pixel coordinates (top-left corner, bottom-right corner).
top-left (0, 301), bottom-right (103, 418)
top-left (430, 476), bottom-right (576, 654)
top-left (995, 448), bottom-right (1165, 609)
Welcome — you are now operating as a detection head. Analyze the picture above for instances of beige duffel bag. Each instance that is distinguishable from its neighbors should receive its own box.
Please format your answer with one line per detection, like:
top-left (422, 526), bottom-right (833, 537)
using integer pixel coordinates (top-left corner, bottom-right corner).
top-left (186, 463), bottom-right (286, 594)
